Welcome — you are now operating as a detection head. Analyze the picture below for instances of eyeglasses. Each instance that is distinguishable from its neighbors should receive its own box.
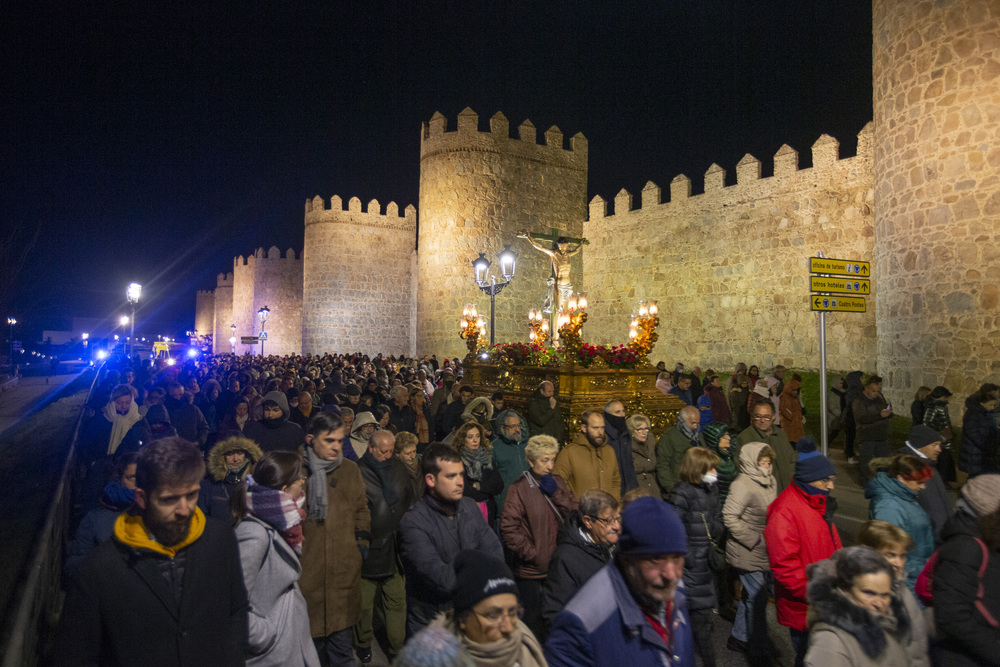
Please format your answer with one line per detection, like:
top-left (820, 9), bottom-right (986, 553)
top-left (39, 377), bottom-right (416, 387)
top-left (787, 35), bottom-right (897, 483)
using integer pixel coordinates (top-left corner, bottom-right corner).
top-left (473, 604), bottom-right (524, 626)
top-left (588, 514), bottom-right (622, 527)
top-left (635, 426), bottom-right (650, 432)
top-left (752, 414), bottom-right (774, 421)
top-left (814, 476), bottom-right (836, 486)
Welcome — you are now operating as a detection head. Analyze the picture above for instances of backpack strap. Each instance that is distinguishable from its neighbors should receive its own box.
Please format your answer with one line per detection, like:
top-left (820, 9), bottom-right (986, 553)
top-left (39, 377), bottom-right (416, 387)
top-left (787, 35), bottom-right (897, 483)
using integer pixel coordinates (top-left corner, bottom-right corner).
top-left (973, 538), bottom-right (999, 628)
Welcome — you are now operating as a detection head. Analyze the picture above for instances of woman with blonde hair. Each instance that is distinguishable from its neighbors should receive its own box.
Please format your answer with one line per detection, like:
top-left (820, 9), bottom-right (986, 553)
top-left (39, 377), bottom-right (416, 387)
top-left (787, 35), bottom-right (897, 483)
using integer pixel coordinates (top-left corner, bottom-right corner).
top-left (408, 386), bottom-right (431, 445)
top-left (626, 414), bottom-right (659, 495)
top-left (669, 446), bottom-right (725, 667)
top-left (453, 421), bottom-right (503, 527)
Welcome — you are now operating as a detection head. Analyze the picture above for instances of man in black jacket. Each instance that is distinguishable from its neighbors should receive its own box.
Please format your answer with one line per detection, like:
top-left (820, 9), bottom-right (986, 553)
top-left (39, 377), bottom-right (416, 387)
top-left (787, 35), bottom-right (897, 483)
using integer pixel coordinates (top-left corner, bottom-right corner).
top-left (53, 437), bottom-right (248, 666)
top-left (356, 431), bottom-right (416, 662)
top-left (243, 390), bottom-right (305, 453)
top-left (398, 443), bottom-right (503, 636)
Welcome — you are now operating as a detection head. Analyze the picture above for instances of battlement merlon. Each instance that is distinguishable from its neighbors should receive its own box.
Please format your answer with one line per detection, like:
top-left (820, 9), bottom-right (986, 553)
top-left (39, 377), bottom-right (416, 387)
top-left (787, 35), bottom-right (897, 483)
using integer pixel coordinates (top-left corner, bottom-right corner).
top-left (305, 194), bottom-right (417, 231)
top-left (585, 124), bottom-right (874, 219)
top-left (197, 290), bottom-right (215, 296)
top-left (418, 108), bottom-right (588, 170)
top-left (216, 272), bottom-right (234, 288)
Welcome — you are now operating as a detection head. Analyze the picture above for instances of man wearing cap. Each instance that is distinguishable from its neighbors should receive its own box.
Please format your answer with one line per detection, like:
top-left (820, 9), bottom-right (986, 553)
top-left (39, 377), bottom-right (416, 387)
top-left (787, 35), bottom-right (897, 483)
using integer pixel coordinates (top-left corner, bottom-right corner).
top-left (545, 496), bottom-right (695, 666)
top-left (765, 438), bottom-right (842, 666)
top-left (899, 423), bottom-right (953, 541)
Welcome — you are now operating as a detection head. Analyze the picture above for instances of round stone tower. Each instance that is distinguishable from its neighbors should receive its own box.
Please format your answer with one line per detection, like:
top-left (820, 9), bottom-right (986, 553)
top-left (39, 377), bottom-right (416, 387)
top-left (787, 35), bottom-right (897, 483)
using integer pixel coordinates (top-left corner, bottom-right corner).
top-left (417, 108), bottom-right (588, 358)
top-left (873, 0), bottom-right (1000, 400)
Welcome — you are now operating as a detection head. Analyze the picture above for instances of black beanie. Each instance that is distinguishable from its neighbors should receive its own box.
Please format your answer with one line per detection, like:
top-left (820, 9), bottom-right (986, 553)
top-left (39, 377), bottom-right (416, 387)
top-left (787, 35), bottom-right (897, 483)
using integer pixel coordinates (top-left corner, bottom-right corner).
top-left (451, 550), bottom-right (518, 613)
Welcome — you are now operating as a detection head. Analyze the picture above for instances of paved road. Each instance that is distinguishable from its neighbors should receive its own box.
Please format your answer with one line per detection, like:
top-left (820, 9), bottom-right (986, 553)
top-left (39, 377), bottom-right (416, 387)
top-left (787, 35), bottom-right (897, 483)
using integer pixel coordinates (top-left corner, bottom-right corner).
top-left (0, 373), bottom-right (83, 435)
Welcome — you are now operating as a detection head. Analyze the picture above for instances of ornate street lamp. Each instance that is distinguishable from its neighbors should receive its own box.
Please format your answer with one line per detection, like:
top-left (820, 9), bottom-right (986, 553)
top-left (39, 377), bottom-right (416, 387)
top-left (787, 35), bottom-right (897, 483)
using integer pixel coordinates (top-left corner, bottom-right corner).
top-left (230, 323), bottom-right (237, 354)
top-left (257, 306), bottom-right (270, 357)
top-left (471, 244), bottom-right (517, 346)
top-left (126, 282), bottom-right (141, 359)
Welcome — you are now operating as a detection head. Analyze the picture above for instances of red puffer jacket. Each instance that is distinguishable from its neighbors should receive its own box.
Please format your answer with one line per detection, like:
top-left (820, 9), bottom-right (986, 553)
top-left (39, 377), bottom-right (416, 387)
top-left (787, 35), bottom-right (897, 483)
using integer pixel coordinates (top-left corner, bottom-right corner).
top-left (500, 472), bottom-right (578, 579)
top-left (764, 481), bottom-right (842, 630)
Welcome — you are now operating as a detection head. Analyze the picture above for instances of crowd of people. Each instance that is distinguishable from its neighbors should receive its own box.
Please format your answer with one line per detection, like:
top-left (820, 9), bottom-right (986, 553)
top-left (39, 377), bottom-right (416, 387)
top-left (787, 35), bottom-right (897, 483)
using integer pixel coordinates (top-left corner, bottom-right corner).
top-left (51, 350), bottom-right (1000, 666)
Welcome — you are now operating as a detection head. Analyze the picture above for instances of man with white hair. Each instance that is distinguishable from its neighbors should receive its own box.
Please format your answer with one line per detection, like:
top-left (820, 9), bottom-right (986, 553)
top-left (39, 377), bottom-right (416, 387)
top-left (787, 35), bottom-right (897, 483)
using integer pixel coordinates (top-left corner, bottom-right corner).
top-left (387, 385), bottom-right (416, 434)
top-left (656, 406), bottom-right (702, 496)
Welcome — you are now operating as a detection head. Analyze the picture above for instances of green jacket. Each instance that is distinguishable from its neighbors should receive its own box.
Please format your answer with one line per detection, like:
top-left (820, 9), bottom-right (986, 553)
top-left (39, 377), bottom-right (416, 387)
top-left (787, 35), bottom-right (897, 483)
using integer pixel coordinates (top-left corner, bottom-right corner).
top-left (490, 409), bottom-right (530, 515)
top-left (737, 424), bottom-right (793, 493)
top-left (656, 427), bottom-right (699, 497)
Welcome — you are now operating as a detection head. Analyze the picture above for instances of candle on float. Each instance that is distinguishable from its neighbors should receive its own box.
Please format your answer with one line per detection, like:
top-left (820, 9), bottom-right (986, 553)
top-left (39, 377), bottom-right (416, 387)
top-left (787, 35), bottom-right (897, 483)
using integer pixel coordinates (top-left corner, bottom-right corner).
top-left (579, 295), bottom-right (588, 310)
top-left (541, 321), bottom-right (549, 332)
top-left (649, 301), bottom-right (658, 315)
top-left (567, 298), bottom-right (577, 312)
top-left (639, 302), bottom-right (648, 317)
top-left (629, 328), bottom-right (638, 339)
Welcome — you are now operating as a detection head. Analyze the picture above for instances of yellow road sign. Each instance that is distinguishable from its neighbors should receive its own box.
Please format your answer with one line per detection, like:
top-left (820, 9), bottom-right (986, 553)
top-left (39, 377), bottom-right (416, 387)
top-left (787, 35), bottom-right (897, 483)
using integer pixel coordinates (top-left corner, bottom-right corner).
top-left (809, 276), bottom-right (871, 295)
top-left (810, 296), bottom-right (867, 313)
top-left (809, 257), bottom-right (870, 277)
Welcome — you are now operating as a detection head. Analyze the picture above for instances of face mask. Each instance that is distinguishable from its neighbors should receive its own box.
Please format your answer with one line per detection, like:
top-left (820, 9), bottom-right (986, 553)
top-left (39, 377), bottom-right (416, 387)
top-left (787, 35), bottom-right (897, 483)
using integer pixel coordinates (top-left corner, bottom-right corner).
top-left (702, 472), bottom-right (718, 485)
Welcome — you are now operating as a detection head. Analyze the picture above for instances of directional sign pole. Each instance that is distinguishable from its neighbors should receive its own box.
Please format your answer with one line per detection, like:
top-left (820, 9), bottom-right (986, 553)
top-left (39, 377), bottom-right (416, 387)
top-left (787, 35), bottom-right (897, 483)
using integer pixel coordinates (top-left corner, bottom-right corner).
top-left (817, 253), bottom-right (829, 457)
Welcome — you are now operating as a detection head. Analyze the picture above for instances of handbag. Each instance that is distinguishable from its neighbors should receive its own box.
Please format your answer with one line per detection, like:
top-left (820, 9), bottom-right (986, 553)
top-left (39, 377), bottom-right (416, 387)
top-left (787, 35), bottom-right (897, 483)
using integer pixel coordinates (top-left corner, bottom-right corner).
top-left (701, 512), bottom-right (727, 572)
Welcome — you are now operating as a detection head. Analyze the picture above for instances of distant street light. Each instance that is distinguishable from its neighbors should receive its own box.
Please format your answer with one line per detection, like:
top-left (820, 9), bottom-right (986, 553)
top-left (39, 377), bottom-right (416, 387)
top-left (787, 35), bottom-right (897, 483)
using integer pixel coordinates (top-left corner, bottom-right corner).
top-left (126, 282), bottom-right (141, 359)
top-left (7, 317), bottom-right (16, 375)
top-left (230, 323), bottom-right (237, 354)
top-left (257, 306), bottom-right (270, 357)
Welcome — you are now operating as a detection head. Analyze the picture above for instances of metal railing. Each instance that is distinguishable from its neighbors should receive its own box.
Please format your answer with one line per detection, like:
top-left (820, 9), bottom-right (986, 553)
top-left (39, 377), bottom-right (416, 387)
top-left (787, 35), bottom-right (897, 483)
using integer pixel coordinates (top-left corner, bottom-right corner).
top-left (0, 366), bottom-right (101, 667)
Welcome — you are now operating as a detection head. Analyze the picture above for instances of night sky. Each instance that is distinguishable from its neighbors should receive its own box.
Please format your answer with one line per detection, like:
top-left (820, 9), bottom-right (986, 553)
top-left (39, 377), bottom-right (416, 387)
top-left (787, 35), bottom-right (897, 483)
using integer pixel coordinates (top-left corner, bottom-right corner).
top-left (2, 1), bottom-right (873, 344)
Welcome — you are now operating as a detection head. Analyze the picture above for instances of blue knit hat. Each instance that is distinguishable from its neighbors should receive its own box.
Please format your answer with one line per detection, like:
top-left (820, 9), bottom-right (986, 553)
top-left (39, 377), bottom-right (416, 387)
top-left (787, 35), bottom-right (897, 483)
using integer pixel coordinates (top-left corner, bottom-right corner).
top-left (394, 626), bottom-right (474, 667)
top-left (792, 437), bottom-right (836, 483)
top-left (618, 496), bottom-right (687, 555)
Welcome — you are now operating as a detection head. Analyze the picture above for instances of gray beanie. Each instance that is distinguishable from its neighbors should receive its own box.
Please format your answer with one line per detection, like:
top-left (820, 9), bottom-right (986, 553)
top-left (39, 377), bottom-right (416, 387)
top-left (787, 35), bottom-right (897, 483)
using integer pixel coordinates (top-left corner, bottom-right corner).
top-left (393, 626), bottom-right (474, 667)
top-left (961, 474), bottom-right (1000, 517)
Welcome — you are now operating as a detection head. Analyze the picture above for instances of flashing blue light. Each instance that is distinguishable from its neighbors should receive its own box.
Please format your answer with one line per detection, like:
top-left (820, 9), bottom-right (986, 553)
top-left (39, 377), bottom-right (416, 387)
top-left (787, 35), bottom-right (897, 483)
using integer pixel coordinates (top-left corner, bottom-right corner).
top-left (96, 350), bottom-right (107, 360)
top-left (187, 348), bottom-right (198, 358)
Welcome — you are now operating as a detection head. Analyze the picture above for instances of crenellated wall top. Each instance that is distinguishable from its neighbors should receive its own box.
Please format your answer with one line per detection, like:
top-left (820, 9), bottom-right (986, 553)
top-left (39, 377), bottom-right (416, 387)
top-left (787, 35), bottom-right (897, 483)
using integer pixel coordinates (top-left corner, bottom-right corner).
top-left (304, 194), bottom-right (416, 231)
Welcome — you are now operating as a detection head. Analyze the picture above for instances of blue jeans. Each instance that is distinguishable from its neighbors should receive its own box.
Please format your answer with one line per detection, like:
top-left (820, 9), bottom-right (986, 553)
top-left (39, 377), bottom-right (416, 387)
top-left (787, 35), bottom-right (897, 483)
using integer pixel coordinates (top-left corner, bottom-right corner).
top-left (731, 569), bottom-right (772, 644)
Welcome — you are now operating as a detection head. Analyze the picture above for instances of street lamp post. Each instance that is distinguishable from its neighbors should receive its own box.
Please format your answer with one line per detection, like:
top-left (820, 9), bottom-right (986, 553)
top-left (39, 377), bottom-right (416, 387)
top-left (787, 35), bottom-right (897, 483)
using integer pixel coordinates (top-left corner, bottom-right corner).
top-left (471, 244), bottom-right (518, 346)
top-left (257, 306), bottom-right (269, 357)
top-left (126, 282), bottom-right (141, 359)
top-left (230, 323), bottom-right (236, 354)
top-left (7, 317), bottom-right (15, 375)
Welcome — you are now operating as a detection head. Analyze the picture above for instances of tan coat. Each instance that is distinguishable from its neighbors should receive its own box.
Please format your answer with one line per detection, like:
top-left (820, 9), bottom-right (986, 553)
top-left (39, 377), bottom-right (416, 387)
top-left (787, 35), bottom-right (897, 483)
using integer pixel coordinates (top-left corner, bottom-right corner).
top-left (553, 441), bottom-right (621, 501)
top-left (723, 442), bottom-right (777, 571)
top-left (300, 459), bottom-right (371, 637)
top-left (630, 435), bottom-right (660, 495)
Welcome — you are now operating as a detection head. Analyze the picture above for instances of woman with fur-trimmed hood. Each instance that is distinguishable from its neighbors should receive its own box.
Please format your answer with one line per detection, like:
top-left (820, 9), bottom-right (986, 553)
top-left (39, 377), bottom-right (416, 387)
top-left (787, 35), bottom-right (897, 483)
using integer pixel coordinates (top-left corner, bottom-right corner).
top-left (804, 546), bottom-right (918, 667)
top-left (199, 436), bottom-right (264, 524)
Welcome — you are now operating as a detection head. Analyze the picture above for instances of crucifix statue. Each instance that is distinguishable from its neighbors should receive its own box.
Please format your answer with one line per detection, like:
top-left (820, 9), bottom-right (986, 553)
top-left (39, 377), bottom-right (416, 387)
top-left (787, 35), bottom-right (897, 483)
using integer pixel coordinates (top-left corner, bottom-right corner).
top-left (517, 229), bottom-right (589, 336)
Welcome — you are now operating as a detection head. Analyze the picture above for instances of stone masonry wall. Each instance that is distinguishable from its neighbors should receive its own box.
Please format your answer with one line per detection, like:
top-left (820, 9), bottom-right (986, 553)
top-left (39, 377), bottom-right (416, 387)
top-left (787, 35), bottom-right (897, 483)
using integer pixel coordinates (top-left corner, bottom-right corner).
top-left (232, 255), bottom-right (256, 356)
top-left (873, 0), bottom-right (1000, 411)
top-left (194, 290), bottom-right (215, 341)
top-left (251, 247), bottom-right (303, 357)
top-left (303, 195), bottom-right (417, 356)
top-left (417, 108), bottom-right (588, 359)
top-left (582, 127), bottom-right (876, 373)
top-left (212, 272), bottom-right (234, 355)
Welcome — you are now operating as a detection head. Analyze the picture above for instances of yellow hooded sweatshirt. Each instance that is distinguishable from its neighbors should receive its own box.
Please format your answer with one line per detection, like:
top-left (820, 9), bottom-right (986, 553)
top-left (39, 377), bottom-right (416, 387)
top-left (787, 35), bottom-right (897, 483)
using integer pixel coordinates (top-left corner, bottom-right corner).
top-left (113, 506), bottom-right (206, 558)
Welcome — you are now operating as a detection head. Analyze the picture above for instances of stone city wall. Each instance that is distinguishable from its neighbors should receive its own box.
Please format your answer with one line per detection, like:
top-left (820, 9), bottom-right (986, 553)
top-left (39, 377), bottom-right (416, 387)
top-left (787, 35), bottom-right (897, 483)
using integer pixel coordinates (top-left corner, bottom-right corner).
top-left (194, 290), bottom-right (215, 341)
top-left (417, 108), bottom-right (588, 359)
top-left (212, 272), bottom-right (234, 355)
top-left (303, 195), bottom-right (417, 356)
top-left (874, 0), bottom-right (1000, 410)
top-left (582, 126), bottom-right (876, 374)
top-left (232, 248), bottom-right (303, 357)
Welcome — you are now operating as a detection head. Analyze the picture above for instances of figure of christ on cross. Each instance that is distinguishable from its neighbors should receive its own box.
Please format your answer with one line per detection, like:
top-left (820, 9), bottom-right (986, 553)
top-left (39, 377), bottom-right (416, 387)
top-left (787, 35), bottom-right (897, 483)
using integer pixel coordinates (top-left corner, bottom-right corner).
top-left (516, 230), bottom-right (589, 337)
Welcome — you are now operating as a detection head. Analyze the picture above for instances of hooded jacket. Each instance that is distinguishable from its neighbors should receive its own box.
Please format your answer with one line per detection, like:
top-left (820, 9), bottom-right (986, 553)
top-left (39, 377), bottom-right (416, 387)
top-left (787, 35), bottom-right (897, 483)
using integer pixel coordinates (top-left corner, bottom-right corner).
top-left (765, 481), bottom-right (842, 630)
top-left (164, 392), bottom-right (210, 447)
top-left (701, 422), bottom-right (737, 501)
top-left (199, 437), bottom-right (264, 523)
top-left (865, 471), bottom-right (935, 592)
top-left (960, 393), bottom-right (1000, 477)
top-left (490, 408), bottom-right (530, 514)
top-left (500, 470), bottom-right (578, 579)
top-left (244, 391), bottom-right (305, 454)
top-left (540, 511), bottom-right (614, 625)
top-left (348, 411), bottom-right (378, 459)
top-left (737, 422), bottom-right (793, 493)
top-left (668, 479), bottom-right (724, 611)
top-left (723, 442), bottom-right (777, 571)
top-left (779, 379), bottom-right (805, 442)
top-left (898, 441), bottom-right (952, 542)
top-left (804, 557), bottom-right (914, 667)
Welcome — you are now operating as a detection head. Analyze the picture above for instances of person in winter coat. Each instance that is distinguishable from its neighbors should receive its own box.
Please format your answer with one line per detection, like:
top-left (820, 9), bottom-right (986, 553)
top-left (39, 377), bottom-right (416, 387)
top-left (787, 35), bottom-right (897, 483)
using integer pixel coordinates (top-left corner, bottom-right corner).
top-left (656, 406), bottom-right (702, 496)
top-left (545, 496), bottom-right (695, 667)
top-left (83, 384), bottom-right (150, 461)
top-left (865, 454), bottom-right (935, 594)
top-left (454, 421), bottom-right (504, 528)
top-left (765, 438), bottom-right (842, 666)
top-left (668, 447), bottom-right (724, 667)
top-left (930, 473), bottom-right (1000, 666)
top-left (910, 386), bottom-right (932, 427)
top-left (165, 382), bottom-right (210, 449)
top-left (232, 451), bottom-right (320, 667)
top-left (145, 403), bottom-right (178, 442)
top-left (346, 409), bottom-right (378, 460)
top-left (960, 383), bottom-right (1000, 477)
top-left (701, 422), bottom-right (737, 502)
top-left (299, 412), bottom-right (371, 667)
top-left (922, 385), bottom-right (957, 484)
top-left (540, 489), bottom-right (619, 627)
top-left (500, 435), bottom-right (578, 638)
top-left (856, 520), bottom-right (930, 667)
top-left (218, 397), bottom-right (251, 439)
top-left (898, 423), bottom-right (952, 542)
top-left (603, 400), bottom-right (638, 495)
top-left (426, 551), bottom-right (548, 667)
top-left (552, 410), bottom-right (621, 501)
top-left (779, 377), bottom-right (805, 443)
top-left (722, 442), bottom-right (776, 660)
top-left (356, 430), bottom-right (417, 663)
top-left (626, 413), bottom-right (659, 495)
top-left (827, 375), bottom-right (847, 444)
top-left (804, 546), bottom-right (918, 667)
top-left (844, 370), bottom-right (865, 463)
top-left (746, 379), bottom-right (770, 420)
top-left (491, 408), bottom-right (530, 515)
top-left (199, 436), bottom-right (264, 524)
top-left (395, 431), bottom-right (423, 499)
top-left (289, 390), bottom-right (316, 430)
top-left (526, 381), bottom-right (565, 441)
top-left (65, 453), bottom-right (138, 580)
top-left (853, 374), bottom-right (893, 490)
top-left (399, 443), bottom-right (504, 636)
top-left (738, 402), bottom-right (794, 493)
top-left (244, 390), bottom-right (305, 454)
top-left (704, 374), bottom-right (732, 426)
top-left (728, 373), bottom-right (751, 432)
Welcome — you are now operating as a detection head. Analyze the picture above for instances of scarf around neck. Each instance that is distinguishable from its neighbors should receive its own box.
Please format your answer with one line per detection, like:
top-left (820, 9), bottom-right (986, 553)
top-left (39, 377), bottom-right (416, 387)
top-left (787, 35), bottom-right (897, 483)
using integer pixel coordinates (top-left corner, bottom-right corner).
top-left (305, 445), bottom-right (342, 522)
top-left (432, 614), bottom-right (546, 667)
top-left (677, 419), bottom-right (700, 446)
top-left (362, 450), bottom-right (399, 506)
top-left (461, 445), bottom-right (494, 481)
top-left (104, 400), bottom-right (142, 455)
top-left (247, 485), bottom-right (305, 555)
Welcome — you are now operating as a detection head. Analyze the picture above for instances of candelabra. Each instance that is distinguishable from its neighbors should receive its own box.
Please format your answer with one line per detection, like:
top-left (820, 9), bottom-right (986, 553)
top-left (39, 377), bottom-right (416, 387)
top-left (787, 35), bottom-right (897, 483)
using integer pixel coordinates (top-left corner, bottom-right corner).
top-left (528, 309), bottom-right (550, 346)
top-left (557, 293), bottom-right (588, 362)
top-left (628, 300), bottom-right (660, 358)
top-left (459, 304), bottom-right (487, 357)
